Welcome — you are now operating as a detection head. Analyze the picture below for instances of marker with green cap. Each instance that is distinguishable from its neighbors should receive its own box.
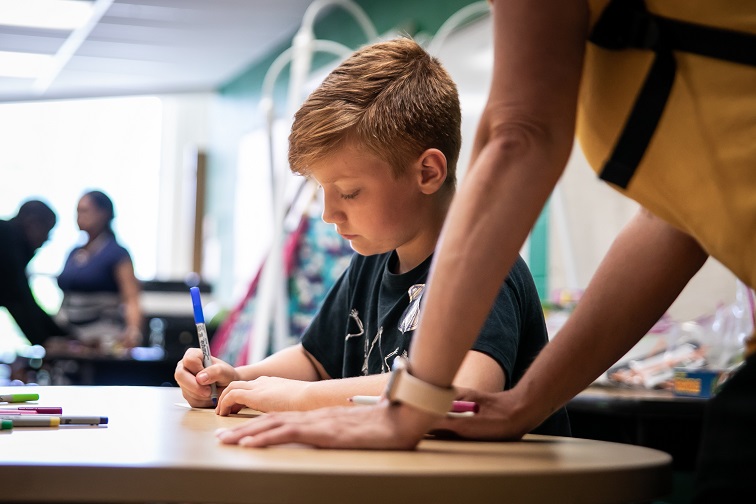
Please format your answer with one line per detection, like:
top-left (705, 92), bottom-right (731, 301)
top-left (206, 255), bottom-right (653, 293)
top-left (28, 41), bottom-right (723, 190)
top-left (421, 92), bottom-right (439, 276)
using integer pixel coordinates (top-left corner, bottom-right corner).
top-left (0, 393), bottom-right (39, 403)
top-left (1, 419), bottom-right (13, 430)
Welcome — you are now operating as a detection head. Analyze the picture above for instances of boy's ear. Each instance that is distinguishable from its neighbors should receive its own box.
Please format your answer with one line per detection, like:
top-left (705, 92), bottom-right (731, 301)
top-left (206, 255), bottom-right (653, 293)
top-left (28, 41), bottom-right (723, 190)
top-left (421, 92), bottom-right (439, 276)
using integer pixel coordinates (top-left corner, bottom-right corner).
top-left (415, 148), bottom-right (447, 194)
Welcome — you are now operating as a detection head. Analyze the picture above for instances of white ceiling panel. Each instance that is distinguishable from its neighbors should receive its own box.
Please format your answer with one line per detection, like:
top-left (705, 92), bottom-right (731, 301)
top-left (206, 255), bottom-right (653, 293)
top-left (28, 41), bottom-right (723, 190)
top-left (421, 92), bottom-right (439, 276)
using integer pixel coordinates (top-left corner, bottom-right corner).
top-left (0, 0), bottom-right (315, 102)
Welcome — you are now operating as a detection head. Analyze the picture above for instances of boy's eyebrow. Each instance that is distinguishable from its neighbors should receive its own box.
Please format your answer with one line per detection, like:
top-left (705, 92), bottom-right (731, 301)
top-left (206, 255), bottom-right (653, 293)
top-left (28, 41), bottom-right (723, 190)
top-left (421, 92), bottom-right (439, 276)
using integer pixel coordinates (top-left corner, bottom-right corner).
top-left (316, 175), bottom-right (360, 185)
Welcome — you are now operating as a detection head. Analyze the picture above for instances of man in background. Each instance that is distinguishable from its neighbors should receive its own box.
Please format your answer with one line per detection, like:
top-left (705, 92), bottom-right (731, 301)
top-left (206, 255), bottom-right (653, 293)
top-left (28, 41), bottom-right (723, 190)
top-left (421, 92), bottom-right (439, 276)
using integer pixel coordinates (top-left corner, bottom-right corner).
top-left (0, 200), bottom-right (67, 346)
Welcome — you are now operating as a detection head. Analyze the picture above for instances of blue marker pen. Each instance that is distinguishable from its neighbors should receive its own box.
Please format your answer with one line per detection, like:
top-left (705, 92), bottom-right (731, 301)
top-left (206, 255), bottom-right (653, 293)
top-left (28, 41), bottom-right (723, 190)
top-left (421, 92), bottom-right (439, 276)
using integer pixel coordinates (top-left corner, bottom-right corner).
top-left (190, 287), bottom-right (218, 406)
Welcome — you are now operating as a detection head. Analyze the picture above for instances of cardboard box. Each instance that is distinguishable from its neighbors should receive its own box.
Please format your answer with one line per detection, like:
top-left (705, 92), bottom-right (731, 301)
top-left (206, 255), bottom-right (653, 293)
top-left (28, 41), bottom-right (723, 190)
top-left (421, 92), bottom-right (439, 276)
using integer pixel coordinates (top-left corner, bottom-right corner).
top-left (673, 368), bottom-right (729, 398)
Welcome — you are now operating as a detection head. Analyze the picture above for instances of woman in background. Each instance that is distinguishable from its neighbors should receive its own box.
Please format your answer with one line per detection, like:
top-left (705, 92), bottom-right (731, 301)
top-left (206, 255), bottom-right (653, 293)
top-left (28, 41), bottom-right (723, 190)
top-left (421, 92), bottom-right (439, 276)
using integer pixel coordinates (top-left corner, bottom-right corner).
top-left (56, 190), bottom-right (143, 352)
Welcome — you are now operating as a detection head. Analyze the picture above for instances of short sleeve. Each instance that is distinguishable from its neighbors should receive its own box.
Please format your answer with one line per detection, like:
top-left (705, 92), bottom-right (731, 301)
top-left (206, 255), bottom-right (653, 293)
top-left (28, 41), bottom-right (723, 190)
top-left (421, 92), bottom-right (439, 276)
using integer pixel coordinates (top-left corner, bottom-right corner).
top-left (300, 259), bottom-right (355, 379)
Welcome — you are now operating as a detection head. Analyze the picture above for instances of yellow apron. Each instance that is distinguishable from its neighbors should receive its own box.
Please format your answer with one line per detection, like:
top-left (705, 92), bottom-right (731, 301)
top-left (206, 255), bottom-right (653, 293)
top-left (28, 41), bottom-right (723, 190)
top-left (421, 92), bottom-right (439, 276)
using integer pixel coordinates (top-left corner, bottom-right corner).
top-left (578, 0), bottom-right (756, 293)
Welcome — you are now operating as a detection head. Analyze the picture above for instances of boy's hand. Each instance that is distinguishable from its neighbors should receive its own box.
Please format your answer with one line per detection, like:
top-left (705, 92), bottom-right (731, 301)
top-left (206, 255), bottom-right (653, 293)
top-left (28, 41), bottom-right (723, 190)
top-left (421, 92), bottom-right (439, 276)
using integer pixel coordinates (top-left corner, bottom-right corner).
top-left (174, 348), bottom-right (238, 408)
top-left (215, 376), bottom-right (308, 415)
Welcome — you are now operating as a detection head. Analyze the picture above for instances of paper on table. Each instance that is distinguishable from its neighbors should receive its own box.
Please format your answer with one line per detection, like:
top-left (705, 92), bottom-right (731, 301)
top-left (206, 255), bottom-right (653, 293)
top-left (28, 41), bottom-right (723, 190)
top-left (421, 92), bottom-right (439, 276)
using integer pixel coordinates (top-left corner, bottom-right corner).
top-left (174, 402), bottom-right (264, 417)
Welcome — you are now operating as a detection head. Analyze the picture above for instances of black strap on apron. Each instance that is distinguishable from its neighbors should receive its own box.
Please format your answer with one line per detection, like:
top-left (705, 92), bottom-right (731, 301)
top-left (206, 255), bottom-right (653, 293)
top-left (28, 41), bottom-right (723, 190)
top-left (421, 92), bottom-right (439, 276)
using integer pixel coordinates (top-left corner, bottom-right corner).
top-left (588, 0), bottom-right (756, 189)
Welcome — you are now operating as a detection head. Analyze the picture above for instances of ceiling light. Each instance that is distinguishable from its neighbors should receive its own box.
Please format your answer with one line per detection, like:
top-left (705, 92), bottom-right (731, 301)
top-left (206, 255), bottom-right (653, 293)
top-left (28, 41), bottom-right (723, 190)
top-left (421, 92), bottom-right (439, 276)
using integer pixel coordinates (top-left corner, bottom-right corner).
top-left (0, 0), bottom-right (94, 30)
top-left (0, 51), bottom-right (53, 78)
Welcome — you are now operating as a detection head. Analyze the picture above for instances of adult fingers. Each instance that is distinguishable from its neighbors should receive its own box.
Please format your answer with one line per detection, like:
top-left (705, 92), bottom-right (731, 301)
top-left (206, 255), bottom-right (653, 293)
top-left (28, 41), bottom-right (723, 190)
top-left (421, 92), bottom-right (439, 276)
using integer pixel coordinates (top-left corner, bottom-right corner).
top-left (216, 405), bottom-right (424, 450)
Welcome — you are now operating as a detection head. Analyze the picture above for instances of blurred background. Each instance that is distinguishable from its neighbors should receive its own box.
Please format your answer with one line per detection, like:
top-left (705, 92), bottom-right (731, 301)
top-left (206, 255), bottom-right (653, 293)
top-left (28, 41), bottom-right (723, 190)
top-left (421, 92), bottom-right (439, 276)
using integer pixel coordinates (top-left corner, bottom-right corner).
top-left (0, 0), bottom-right (743, 372)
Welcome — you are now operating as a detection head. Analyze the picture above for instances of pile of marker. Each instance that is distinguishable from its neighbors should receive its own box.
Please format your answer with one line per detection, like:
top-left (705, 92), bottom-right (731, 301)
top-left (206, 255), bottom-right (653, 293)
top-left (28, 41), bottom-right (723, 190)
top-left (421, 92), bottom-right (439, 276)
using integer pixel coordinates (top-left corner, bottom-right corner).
top-left (0, 393), bottom-right (108, 430)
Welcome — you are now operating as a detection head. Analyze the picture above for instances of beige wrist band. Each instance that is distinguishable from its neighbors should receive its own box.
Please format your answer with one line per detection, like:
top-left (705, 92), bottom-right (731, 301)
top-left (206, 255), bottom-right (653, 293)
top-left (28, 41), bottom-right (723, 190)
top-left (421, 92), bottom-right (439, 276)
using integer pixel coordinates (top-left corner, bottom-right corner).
top-left (385, 357), bottom-right (456, 416)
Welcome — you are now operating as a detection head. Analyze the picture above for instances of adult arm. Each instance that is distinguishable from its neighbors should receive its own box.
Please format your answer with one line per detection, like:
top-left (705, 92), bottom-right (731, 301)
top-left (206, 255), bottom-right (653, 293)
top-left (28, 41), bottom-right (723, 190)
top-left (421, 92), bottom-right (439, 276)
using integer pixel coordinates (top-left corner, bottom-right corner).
top-left (114, 258), bottom-right (143, 347)
top-left (408, 0), bottom-right (586, 400)
top-left (0, 241), bottom-right (65, 345)
top-left (3, 282), bottom-right (65, 346)
top-left (435, 210), bottom-right (709, 438)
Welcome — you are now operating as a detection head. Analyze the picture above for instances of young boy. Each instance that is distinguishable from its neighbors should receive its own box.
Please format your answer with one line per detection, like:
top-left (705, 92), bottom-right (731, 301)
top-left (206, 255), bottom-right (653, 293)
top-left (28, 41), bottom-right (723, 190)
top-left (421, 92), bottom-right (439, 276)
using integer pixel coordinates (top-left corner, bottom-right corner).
top-left (175, 38), bottom-right (569, 435)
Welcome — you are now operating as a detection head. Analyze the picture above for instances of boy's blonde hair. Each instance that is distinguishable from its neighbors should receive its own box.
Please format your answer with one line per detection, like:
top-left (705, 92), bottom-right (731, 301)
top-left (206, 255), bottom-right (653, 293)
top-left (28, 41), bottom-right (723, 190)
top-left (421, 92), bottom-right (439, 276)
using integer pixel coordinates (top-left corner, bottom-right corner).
top-left (288, 37), bottom-right (461, 190)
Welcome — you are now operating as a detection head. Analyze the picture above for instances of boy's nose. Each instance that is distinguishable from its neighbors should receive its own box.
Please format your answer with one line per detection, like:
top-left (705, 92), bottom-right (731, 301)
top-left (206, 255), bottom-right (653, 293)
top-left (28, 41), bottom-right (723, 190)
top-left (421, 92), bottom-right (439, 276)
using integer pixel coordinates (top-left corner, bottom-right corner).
top-left (321, 195), bottom-right (346, 225)
top-left (321, 205), bottom-right (346, 225)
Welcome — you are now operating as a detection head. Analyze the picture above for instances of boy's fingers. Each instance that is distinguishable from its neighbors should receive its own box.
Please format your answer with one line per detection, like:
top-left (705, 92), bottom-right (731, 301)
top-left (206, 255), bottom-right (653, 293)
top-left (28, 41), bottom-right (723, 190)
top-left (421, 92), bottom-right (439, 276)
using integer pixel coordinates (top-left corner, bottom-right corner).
top-left (197, 365), bottom-right (235, 386)
top-left (180, 348), bottom-right (207, 374)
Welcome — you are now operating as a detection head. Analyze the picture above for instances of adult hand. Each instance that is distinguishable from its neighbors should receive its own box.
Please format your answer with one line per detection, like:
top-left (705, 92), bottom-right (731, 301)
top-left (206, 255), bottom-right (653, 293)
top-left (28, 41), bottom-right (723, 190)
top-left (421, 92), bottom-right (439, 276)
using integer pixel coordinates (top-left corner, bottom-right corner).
top-left (430, 387), bottom-right (533, 440)
top-left (174, 348), bottom-right (239, 408)
top-left (216, 401), bottom-right (436, 450)
top-left (215, 376), bottom-right (309, 415)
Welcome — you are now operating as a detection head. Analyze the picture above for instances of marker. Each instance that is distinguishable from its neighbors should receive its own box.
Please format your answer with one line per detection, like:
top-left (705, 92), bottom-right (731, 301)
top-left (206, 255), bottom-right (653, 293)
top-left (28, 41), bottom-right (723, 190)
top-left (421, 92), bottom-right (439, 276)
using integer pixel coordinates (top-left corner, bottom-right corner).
top-left (0, 393), bottom-right (39, 403)
top-left (58, 416), bottom-right (108, 425)
top-left (0, 415), bottom-right (60, 427)
top-left (0, 415), bottom-right (107, 426)
top-left (1, 419), bottom-right (12, 430)
top-left (17, 406), bottom-right (63, 414)
top-left (349, 395), bottom-right (479, 415)
top-left (0, 407), bottom-right (63, 414)
top-left (190, 286), bottom-right (218, 406)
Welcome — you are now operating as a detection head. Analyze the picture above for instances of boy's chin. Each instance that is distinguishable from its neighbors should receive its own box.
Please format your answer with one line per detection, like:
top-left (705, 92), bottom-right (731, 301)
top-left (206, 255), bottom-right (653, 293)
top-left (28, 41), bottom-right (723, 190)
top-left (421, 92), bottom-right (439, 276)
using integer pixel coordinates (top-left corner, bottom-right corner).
top-left (349, 241), bottom-right (392, 257)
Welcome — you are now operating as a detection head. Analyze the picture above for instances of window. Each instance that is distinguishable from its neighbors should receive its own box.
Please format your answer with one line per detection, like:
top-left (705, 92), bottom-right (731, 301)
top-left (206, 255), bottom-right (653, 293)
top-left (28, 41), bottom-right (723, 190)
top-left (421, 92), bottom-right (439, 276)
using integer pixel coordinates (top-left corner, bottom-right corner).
top-left (0, 96), bottom-right (162, 351)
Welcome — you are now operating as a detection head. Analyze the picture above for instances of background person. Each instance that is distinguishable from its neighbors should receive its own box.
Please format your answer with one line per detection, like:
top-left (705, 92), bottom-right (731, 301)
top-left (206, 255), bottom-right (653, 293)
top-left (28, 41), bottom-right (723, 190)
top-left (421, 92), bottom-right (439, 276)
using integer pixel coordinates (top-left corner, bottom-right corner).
top-left (0, 199), bottom-right (68, 346)
top-left (56, 190), bottom-right (143, 352)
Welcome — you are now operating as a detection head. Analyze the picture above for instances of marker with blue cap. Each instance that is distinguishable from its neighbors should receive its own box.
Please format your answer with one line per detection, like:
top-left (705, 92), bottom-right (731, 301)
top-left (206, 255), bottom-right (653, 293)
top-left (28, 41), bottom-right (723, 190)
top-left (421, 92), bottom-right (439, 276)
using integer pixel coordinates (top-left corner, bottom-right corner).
top-left (190, 286), bottom-right (218, 406)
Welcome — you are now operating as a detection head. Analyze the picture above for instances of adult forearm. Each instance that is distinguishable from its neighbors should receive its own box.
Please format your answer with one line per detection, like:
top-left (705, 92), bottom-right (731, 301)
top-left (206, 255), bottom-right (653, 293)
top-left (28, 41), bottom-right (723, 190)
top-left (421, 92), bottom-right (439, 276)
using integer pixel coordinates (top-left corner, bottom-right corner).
top-left (409, 131), bottom-right (566, 388)
top-left (124, 299), bottom-right (142, 331)
top-left (510, 211), bottom-right (709, 428)
top-left (406, 0), bottom-right (585, 390)
top-left (7, 300), bottom-right (59, 345)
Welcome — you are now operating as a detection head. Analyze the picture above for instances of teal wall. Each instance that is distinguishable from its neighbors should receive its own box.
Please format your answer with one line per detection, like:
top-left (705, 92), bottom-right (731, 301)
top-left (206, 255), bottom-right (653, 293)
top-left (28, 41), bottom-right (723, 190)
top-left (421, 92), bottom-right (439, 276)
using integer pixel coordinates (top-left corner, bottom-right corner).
top-left (206, 0), bottom-right (549, 301)
top-left (530, 200), bottom-right (549, 301)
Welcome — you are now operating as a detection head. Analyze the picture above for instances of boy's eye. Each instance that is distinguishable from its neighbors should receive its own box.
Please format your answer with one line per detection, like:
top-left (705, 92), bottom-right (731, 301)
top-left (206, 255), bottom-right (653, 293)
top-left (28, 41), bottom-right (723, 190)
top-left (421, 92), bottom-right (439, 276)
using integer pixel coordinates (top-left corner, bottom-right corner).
top-left (341, 190), bottom-right (360, 200)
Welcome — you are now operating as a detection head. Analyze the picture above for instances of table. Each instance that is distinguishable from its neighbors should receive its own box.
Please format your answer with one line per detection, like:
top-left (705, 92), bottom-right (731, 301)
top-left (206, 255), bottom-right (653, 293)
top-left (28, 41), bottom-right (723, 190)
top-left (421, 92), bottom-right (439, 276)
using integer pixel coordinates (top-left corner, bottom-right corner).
top-left (568, 386), bottom-right (707, 470)
top-left (0, 386), bottom-right (672, 504)
top-left (570, 385), bottom-right (707, 415)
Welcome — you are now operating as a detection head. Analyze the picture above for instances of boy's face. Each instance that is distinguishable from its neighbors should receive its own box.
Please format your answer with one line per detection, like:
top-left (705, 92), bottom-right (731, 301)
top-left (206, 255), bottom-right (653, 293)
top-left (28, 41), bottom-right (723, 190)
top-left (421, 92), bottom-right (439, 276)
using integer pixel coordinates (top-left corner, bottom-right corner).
top-left (309, 143), bottom-right (426, 257)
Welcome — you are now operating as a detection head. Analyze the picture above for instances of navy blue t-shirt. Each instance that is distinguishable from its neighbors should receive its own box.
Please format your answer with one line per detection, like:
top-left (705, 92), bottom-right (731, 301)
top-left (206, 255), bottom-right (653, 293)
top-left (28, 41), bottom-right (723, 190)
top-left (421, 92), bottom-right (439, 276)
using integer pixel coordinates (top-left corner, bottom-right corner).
top-left (57, 235), bottom-right (131, 293)
top-left (303, 251), bottom-right (539, 386)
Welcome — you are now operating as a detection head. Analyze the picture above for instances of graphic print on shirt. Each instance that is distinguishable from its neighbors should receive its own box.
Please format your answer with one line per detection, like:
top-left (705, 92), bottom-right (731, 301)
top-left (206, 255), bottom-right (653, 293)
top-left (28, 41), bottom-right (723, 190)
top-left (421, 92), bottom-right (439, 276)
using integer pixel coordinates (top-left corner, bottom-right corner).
top-left (398, 284), bottom-right (425, 333)
top-left (345, 283), bottom-right (426, 375)
top-left (345, 309), bottom-right (367, 375)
